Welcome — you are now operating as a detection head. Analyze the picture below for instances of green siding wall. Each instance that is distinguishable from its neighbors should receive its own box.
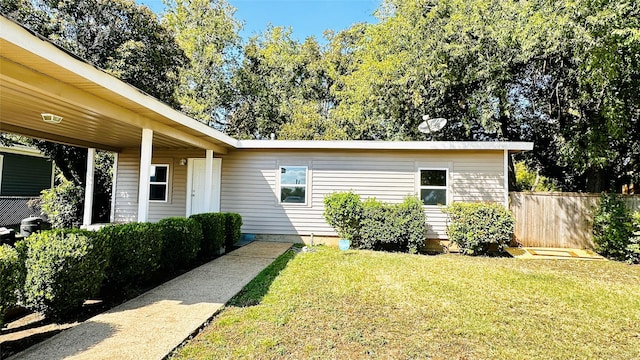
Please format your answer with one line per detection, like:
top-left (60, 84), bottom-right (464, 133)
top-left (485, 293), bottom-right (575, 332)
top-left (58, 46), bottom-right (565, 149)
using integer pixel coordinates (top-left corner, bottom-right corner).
top-left (1, 153), bottom-right (53, 196)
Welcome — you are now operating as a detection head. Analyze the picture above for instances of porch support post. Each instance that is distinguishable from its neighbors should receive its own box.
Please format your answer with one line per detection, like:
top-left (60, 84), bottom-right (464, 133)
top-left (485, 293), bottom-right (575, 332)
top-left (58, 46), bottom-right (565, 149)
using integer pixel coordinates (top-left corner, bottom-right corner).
top-left (109, 153), bottom-right (118, 223)
top-left (204, 149), bottom-right (214, 212)
top-left (137, 128), bottom-right (153, 222)
top-left (82, 147), bottom-right (96, 226)
top-left (503, 149), bottom-right (509, 208)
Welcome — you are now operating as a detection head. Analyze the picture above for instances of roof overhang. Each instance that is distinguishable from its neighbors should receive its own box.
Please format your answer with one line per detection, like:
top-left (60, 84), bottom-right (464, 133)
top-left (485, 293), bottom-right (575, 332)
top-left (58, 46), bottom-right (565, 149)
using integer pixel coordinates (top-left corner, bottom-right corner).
top-left (236, 140), bottom-right (534, 153)
top-left (0, 16), bottom-right (236, 154)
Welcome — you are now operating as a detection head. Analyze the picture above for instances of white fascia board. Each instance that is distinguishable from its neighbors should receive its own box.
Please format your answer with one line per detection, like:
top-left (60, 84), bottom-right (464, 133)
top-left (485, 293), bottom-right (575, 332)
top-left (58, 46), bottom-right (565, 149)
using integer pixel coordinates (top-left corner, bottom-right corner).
top-left (0, 17), bottom-right (237, 149)
top-left (236, 140), bottom-right (534, 152)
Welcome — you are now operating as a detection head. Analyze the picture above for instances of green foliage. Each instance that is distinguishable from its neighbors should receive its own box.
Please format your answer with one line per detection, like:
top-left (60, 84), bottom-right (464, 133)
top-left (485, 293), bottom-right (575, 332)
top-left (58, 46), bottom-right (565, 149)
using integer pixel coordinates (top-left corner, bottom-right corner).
top-left (323, 192), bottom-right (363, 241)
top-left (98, 223), bottom-right (163, 293)
top-left (0, 244), bottom-right (23, 327)
top-left (627, 212), bottom-right (640, 264)
top-left (226, 27), bottom-right (333, 139)
top-left (39, 176), bottom-right (84, 229)
top-left (163, 0), bottom-right (241, 127)
top-left (443, 202), bottom-right (515, 256)
top-left (325, 192), bottom-right (425, 253)
top-left (359, 197), bottom-right (426, 253)
top-left (157, 217), bottom-right (202, 272)
top-left (190, 213), bottom-right (226, 258)
top-left (18, 230), bottom-right (109, 320)
top-left (223, 213), bottom-right (243, 248)
top-left (514, 161), bottom-right (558, 192)
top-left (592, 193), bottom-right (634, 262)
top-left (396, 196), bottom-right (429, 254)
top-left (359, 198), bottom-right (398, 250)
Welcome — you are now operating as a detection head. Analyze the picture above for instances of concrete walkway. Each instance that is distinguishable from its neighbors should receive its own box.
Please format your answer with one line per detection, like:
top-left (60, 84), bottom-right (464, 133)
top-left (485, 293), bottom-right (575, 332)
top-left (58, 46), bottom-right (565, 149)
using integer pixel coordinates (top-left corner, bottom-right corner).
top-left (10, 241), bottom-right (292, 360)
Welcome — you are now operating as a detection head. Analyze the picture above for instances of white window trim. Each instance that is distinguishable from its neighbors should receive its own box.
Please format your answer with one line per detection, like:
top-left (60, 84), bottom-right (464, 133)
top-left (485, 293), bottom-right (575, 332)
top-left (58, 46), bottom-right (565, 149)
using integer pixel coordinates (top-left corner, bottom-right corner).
top-left (418, 168), bottom-right (449, 207)
top-left (278, 165), bottom-right (309, 206)
top-left (149, 163), bottom-right (170, 203)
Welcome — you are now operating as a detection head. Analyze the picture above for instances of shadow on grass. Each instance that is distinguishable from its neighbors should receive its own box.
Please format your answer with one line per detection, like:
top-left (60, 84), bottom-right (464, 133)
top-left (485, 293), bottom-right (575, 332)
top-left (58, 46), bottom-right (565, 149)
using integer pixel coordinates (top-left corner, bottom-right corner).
top-left (227, 248), bottom-right (298, 307)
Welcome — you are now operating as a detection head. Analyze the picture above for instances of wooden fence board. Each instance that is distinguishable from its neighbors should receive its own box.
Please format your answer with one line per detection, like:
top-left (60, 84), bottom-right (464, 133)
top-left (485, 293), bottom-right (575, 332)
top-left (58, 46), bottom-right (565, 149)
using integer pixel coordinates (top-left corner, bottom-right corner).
top-left (509, 192), bottom-right (640, 248)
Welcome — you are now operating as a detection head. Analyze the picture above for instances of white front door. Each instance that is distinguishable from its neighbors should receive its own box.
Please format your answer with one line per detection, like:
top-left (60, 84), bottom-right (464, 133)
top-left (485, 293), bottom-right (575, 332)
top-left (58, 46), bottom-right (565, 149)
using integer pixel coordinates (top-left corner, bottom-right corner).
top-left (187, 158), bottom-right (222, 216)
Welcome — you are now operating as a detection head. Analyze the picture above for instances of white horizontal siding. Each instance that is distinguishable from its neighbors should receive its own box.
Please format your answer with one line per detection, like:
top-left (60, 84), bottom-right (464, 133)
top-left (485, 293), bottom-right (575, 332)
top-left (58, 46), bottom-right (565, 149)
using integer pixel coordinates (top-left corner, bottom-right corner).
top-left (220, 149), bottom-right (506, 239)
top-left (113, 148), bottom-right (209, 223)
top-left (113, 149), bottom-right (139, 223)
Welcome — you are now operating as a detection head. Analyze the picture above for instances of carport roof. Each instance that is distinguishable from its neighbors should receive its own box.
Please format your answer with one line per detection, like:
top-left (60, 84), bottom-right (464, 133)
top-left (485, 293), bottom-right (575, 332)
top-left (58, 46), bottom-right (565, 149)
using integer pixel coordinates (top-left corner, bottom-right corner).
top-left (0, 16), bottom-right (236, 154)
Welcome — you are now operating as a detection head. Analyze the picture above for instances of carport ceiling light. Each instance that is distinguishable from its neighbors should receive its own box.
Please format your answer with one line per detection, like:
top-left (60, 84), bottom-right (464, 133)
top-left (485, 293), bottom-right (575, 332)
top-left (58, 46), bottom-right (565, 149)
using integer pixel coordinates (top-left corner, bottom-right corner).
top-left (41, 113), bottom-right (63, 124)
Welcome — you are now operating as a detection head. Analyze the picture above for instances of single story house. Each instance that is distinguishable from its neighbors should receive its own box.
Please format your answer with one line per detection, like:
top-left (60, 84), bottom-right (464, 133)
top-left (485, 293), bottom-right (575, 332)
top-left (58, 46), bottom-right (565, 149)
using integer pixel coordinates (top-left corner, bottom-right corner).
top-left (0, 145), bottom-right (53, 225)
top-left (0, 16), bottom-right (533, 243)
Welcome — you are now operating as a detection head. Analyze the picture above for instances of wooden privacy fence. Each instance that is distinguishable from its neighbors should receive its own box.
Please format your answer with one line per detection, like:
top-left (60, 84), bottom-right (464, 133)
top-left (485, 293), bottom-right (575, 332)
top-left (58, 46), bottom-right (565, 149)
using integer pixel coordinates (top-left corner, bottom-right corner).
top-left (509, 192), bottom-right (640, 248)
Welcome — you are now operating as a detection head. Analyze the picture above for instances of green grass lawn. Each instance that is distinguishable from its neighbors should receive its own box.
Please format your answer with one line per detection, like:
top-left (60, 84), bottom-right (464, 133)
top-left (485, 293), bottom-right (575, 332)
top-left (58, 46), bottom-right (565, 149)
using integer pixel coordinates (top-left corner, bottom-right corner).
top-left (174, 247), bottom-right (640, 359)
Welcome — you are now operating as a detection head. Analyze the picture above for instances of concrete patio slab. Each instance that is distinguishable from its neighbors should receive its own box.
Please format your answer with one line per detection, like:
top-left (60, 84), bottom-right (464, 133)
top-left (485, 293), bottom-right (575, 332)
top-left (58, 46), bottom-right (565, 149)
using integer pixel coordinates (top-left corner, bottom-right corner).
top-left (8, 241), bottom-right (292, 360)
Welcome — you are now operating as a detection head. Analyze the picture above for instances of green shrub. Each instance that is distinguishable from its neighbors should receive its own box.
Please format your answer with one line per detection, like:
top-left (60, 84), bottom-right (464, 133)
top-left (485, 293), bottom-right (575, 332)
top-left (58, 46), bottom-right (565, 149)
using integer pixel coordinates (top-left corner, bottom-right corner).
top-left (39, 177), bottom-right (84, 228)
top-left (323, 191), bottom-right (363, 242)
top-left (359, 196), bottom-right (426, 253)
top-left (99, 222), bottom-right (162, 292)
top-left (17, 229), bottom-right (109, 320)
top-left (395, 196), bottom-right (428, 254)
top-left (443, 202), bottom-right (515, 256)
top-left (0, 245), bottom-right (24, 327)
top-left (224, 213), bottom-right (243, 248)
top-left (190, 213), bottom-right (226, 257)
top-left (625, 211), bottom-right (640, 264)
top-left (360, 198), bottom-right (401, 250)
top-left (592, 193), bottom-right (634, 261)
top-left (158, 217), bottom-right (202, 272)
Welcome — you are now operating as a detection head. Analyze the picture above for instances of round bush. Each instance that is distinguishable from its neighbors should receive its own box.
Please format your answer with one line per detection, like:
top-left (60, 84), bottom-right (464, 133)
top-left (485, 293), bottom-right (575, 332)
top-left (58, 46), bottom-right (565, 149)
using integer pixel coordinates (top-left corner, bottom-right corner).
top-left (224, 213), bottom-right (243, 248)
top-left (158, 217), bottom-right (202, 272)
top-left (323, 191), bottom-right (363, 242)
top-left (443, 202), bottom-right (515, 255)
top-left (190, 213), bottom-right (226, 258)
top-left (0, 244), bottom-right (24, 327)
top-left (99, 222), bottom-right (162, 292)
top-left (18, 230), bottom-right (109, 320)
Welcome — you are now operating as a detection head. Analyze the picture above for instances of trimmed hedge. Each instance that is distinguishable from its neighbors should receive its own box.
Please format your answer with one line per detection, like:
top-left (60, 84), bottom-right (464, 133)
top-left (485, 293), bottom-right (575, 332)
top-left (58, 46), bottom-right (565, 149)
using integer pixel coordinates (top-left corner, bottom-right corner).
top-left (17, 229), bottom-right (109, 320)
top-left (158, 217), bottom-right (202, 272)
top-left (224, 213), bottom-right (243, 248)
top-left (324, 192), bottom-right (426, 253)
top-left (323, 191), bottom-right (363, 242)
top-left (359, 196), bottom-right (426, 253)
top-left (99, 222), bottom-right (163, 293)
top-left (443, 202), bottom-right (515, 255)
top-left (190, 213), bottom-right (226, 258)
top-left (0, 244), bottom-right (23, 327)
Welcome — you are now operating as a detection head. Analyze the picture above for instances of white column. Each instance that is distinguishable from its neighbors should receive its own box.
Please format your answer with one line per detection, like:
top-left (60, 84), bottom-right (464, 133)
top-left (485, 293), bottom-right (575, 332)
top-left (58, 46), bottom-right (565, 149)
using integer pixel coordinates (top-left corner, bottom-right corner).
top-left (109, 152), bottom-right (118, 223)
top-left (137, 129), bottom-right (153, 222)
top-left (82, 148), bottom-right (96, 226)
top-left (504, 149), bottom-right (509, 208)
top-left (204, 149), bottom-right (214, 212)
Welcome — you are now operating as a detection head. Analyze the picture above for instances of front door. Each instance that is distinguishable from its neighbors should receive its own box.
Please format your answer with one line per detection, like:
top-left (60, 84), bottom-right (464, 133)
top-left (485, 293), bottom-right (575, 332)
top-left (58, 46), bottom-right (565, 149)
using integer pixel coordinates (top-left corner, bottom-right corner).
top-left (187, 158), bottom-right (222, 216)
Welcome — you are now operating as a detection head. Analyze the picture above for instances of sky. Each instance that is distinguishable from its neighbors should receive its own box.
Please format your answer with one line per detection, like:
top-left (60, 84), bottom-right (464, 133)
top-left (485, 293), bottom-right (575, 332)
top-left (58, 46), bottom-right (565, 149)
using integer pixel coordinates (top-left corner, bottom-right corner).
top-left (136, 0), bottom-right (380, 43)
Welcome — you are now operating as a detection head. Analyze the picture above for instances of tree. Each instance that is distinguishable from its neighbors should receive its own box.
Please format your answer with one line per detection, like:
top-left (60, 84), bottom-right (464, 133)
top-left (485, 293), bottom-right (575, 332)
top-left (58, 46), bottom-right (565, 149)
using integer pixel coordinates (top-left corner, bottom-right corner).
top-left (1, 0), bottom-right (188, 222)
top-left (163, 0), bottom-right (242, 128)
top-left (226, 27), bottom-right (336, 139)
top-left (329, 0), bottom-right (639, 192)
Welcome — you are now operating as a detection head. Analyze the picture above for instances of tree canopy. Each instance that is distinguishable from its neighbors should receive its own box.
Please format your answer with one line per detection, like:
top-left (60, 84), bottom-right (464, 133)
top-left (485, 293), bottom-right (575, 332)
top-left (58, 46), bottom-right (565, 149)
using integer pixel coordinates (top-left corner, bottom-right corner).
top-left (1, 0), bottom-right (638, 193)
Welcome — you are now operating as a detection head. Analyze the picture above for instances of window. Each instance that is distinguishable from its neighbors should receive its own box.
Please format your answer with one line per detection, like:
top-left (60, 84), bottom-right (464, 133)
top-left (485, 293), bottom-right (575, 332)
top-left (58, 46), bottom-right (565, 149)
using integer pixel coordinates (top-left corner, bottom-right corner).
top-left (419, 169), bottom-right (448, 206)
top-left (149, 164), bottom-right (169, 202)
top-left (280, 166), bottom-right (307, 204)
